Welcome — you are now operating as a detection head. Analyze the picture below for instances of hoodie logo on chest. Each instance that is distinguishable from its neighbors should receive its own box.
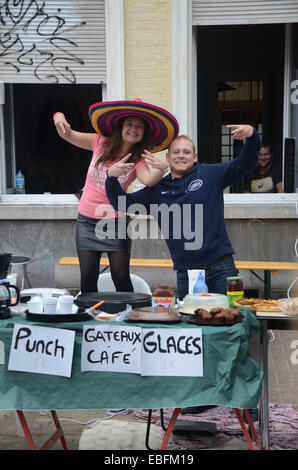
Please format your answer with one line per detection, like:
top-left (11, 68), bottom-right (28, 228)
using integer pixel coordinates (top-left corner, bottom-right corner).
top-left (188, 179), bottom-right (203, 192)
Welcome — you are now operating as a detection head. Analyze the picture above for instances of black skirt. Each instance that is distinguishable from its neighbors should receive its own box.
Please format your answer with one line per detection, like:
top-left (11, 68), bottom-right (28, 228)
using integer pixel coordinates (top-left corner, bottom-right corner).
top-left (76, 213), bottom-right (132, 252)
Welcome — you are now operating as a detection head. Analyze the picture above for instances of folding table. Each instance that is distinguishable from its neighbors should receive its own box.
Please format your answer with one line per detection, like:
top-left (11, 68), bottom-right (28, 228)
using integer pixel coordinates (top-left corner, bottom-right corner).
top-left (15, 410), bottom-right (68, 450)
top-left (59, 257), bottom-right (298, 299)
top-left (235, 261), bottom-right (298, 299)
top-left (0, 312), bottom-right (263, 450)
top-left (145, 407), bottom-right (263, 450)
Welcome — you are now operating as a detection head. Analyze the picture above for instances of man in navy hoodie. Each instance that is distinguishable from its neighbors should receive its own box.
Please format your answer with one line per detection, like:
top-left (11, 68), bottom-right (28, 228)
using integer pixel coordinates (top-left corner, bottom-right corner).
top-left (106, 124), bottom-right (260, 300)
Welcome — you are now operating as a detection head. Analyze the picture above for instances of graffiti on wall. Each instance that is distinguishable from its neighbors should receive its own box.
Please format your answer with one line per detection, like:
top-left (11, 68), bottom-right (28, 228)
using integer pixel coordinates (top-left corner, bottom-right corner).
top-left (0, 0), bottom-right (86, 83)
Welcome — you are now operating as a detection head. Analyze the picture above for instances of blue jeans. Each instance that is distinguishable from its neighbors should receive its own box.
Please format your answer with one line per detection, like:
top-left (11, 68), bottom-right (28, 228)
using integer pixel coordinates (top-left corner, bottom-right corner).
top-left (176, 255), bottom-right (239, 300)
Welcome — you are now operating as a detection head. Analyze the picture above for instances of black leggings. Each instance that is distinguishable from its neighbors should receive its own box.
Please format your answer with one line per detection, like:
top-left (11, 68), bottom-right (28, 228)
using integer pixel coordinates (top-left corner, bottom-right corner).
top-left (77, 249), bottom-right (134, 293)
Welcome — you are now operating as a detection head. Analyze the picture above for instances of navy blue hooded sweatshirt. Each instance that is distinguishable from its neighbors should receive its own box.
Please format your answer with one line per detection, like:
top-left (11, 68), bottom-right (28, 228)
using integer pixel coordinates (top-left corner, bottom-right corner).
top-left (106, 129), bottom-right (261, 271)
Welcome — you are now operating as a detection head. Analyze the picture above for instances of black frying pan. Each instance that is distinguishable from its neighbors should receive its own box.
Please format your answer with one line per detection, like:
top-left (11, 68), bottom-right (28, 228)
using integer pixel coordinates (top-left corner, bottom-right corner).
top-left (74, 291), bottom-right (152, 314)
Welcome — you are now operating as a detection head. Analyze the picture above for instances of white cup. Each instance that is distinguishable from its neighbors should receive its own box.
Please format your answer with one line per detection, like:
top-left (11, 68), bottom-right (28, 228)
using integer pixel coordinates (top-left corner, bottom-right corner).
top-left (43, 296), bottom-right (58, 314)
top-left (27, 296), bottom-right (43, 314)
top-left (57, 295), bottom-right (74, 314)
top-left (56, 295), bottom-right (74, 314)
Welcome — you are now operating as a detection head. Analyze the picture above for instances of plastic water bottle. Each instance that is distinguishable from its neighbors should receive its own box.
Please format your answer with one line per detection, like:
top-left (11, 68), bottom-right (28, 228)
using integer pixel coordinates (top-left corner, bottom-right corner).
top-left (193, 270), bottom-right (208, 294)
top-left (15, 170), bottom-right (25, 194)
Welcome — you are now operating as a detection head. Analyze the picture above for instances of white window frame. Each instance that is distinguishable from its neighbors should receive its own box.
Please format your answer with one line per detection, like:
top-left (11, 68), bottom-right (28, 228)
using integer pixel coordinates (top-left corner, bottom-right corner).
top-left (105, 0), bottom-right (125, 101)
top-left (282, 23), bottom-right (292, 189)
top-left (172, 0), bottom-right (196, 140)
top-left (172, 0), bottom-right (298, 200)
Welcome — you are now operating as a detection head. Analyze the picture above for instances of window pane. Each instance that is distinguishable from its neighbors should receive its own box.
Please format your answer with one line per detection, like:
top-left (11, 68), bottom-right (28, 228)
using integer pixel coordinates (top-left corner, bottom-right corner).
top-left (7, 83), bottom-right (102, 194)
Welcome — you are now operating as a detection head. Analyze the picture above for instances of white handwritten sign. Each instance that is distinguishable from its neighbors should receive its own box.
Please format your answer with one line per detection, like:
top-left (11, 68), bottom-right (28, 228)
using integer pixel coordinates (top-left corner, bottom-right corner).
top-left (81, 325), bottom-right (142, 374)
top-left (8, 324), bottom-right (75, 378)
top-left (141, 328), bottom-right (203, 377)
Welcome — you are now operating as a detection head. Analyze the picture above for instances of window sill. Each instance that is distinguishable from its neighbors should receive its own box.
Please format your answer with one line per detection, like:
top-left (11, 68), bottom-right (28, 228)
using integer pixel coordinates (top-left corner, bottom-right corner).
top-left (223, 193), bottom-right (298, 218)
top-left (0, 193), bottom-right (297, 219)
top-left (0, 194), bottom-right (79, 204)
top-left (0, 194), bottom-right (79, 219)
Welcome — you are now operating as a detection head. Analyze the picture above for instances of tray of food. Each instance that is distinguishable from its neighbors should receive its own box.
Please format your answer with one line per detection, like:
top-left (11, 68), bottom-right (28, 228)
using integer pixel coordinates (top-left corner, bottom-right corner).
top-left (234, 298), bottom-right (281, 312)
top-left (182, 307), bottom-right (243, 326)
top-left (124, 308), bottom-right (182, 323)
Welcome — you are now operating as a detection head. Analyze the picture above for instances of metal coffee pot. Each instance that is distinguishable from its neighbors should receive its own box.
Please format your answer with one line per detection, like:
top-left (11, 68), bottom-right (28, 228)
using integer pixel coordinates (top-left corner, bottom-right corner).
top-left (0, 280), bottom-right (20, 319)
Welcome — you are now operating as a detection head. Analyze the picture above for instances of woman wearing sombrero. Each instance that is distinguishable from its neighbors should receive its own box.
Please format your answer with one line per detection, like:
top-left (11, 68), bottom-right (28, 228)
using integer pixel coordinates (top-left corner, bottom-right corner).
top-left (53, 98), bottom-right (179, 293)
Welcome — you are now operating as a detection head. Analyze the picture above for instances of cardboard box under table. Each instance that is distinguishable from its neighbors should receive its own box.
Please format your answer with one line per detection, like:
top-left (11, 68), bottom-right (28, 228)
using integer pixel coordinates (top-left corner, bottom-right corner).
top-left (0, 311), bottom-right (263, 450)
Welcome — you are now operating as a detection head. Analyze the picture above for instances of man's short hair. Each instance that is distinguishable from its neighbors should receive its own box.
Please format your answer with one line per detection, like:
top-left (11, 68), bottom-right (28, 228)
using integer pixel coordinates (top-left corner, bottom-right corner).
top-left (260, 143), bottom-right (272, 155)
top-left (168, 135), bottom-right (196, 153)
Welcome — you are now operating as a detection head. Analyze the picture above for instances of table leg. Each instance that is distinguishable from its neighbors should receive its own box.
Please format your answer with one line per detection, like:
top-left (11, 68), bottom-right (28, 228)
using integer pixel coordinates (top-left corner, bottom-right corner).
top-left (260, 320), bottom-right (269, 449)
top-left (248, 269), bottom-right (271, 299)
top-left (44, 410), bottom-right (68, 450)
top-left (16, 410), bottom-right (36, 450)
top-left (242, 409), bottom-right (262, 449)
top-left (23, 264), bottom-right (31, 289)
top-left (160, 408), bottom-right (181, 450)
top-left (264, 270), bottom-right (271, 299)
top-left (15, 410), bottom-right (68, 450)
top-left (234, 409), bottom-right (258, 450)
top-left (146, 409), bottom-right (180, 450)
top-left (145, 409), bottom-right (153, 450)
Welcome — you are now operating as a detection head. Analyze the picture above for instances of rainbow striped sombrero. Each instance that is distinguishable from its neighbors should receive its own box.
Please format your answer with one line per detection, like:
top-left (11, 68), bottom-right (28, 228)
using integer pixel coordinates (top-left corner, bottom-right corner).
top-left (89, 98), bottom-right (179, 153)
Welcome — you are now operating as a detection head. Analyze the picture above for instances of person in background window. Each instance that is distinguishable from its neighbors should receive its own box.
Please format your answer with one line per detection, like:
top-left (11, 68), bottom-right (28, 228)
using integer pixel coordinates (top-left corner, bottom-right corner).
top-left (53, 98), bottom-right (179, 293)
top-left (244, 144), bottom-right (283, 193)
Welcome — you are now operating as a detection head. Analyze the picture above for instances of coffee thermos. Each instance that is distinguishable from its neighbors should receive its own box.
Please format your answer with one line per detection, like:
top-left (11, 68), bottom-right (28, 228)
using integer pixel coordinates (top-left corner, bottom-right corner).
top-left (0, 281), bottom-right (20, 319)
top-left (0, 253), bottom-right (20, 318)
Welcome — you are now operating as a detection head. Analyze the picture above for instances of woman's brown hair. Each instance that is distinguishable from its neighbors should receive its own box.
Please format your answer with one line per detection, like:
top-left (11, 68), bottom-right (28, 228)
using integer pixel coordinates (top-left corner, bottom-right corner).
top-left (95, 117), bottom-right (151, 168)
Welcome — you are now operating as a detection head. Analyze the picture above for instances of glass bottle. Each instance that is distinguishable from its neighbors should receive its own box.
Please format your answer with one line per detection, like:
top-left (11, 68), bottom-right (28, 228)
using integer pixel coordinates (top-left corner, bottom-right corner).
top-left (226, 276), bottom-right (244, 308)
top-left (152, 284), bottom-right (175, 312)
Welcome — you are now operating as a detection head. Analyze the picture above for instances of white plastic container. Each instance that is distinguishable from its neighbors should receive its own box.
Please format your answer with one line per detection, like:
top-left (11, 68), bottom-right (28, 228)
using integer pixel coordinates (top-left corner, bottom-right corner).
top-left (43, 296), bottom-right (58, 314)
top-left (56, 295), bottom-right (74, 314)
top-left (27, 295), bottom-right (43, 314)
top-left (182, 293), bottom-right (229, 313)
top-left (277, 298), bottom-right (298, 316)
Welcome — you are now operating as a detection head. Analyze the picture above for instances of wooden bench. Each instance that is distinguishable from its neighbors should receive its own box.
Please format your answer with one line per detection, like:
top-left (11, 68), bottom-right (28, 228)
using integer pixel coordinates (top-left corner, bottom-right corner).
top-left (59, 257), bottom-right (298, 298)
top-left (59, 257), bottom-right (174, 269)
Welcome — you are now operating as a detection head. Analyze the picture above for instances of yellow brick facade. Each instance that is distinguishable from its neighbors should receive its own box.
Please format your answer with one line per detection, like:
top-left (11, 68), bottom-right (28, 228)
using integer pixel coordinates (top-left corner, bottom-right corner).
top-left (123, 0), bottom-right (173, 188)
top-left (123, 0), bottom-right (172, 112)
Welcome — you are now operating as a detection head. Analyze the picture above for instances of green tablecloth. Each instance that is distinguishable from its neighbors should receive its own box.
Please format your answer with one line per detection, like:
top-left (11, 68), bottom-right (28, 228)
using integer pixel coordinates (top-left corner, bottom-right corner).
top-left (0, 311), bottom-right (263, 410)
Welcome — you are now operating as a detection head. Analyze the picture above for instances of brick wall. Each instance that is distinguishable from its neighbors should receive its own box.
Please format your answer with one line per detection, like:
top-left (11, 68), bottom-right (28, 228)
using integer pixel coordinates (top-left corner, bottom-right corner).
top-left (124, 0), bottom-right (172, 111)
top-left (124, 0), bottom-right (173, 188)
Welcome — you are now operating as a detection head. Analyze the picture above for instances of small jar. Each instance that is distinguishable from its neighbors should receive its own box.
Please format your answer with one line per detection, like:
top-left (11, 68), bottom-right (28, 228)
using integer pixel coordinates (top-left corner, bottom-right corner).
top-left (226, 276), bottom-right (244, 308)
top-left (152, 284), bottom-right (175, 312)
